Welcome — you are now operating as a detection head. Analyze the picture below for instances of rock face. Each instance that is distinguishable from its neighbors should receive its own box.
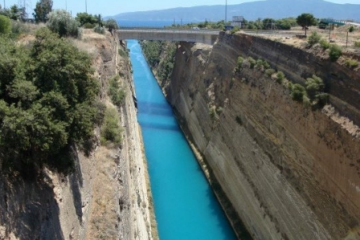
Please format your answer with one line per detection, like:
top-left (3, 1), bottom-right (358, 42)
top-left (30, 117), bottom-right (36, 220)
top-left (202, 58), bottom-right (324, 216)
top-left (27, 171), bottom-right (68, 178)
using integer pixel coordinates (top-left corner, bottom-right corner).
top-left (164, 33), bottom-right (360, 239)
top-left (0, 31), bottom-right (156, 240)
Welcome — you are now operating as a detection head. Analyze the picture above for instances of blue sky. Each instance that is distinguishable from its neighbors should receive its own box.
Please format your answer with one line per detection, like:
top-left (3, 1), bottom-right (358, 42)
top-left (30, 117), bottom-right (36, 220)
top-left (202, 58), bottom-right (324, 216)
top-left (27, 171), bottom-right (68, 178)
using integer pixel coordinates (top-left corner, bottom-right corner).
top-left (2, 0), bottom-right (360, 16)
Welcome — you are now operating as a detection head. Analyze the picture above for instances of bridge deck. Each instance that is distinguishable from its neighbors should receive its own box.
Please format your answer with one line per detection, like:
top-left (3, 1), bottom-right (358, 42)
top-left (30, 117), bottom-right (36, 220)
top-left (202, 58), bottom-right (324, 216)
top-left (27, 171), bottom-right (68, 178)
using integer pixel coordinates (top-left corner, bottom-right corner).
top-left (117, 29), bottom-right (219, 44)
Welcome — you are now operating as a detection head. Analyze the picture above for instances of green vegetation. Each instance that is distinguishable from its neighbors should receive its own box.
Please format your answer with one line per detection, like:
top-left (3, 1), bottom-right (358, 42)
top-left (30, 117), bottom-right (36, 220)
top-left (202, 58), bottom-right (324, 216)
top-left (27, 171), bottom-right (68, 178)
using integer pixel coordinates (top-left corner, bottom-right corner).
top-left (141, 40), bottom-right (176, 82)
top-left (276, 71), bottom-right (285, 83)
top-left (308, 31), bottom-right (321, 46)
top-left (329, 44), bottom-right (342, 61)
top-left (296, 13), bottom-right (317, 36)
top-left (349, 26), bottom-right (355, 33)
top-left (319, 39), bottom-right (330, 50)
top-left (47, 10), bottom-right (80, 38)
top-left (100, 107), bottom-right (122, 146)
top-left (141, 40), bottom-right (162, 67)
top-left (0, 28), bottom-right (99, 177)
top-left (94, 25), bottom-right (105, 34)
top-left (33, 0), bottom-right (53, 23)
top-left (0, 15), bottom-right (11, 34)
top-left (305, 75), bottom-right (328, 106)
top-left (248, 57), bottom-right (256, 69)
top-left (265, 68), bottom-right (275, 77)
top-left (108, 75), bottom-right (126, 106)
top-left (290, 83), bottom-right (307, 102)
top-left (355, 41), bottom-right (360, 48)
top-left (235, 116), bottom-right (242, 125)
top-left (235, 56), bottom-right (244, 72)
top-left (76, 12), bottom-right (101, 28)
top-left (345, 59), bottom-right (359, 69)
top-left (103, 19), bottom-right (119, 31)
top-left (230, 26), bottom-right (240, 34)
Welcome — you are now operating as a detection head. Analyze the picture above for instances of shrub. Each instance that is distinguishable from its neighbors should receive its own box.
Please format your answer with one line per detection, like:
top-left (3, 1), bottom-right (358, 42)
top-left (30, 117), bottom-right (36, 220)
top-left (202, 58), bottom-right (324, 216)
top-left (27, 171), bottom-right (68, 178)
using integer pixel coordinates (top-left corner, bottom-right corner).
top-left (235, 116), bottom-right (242, 125)
top-left (0, 28), bottom-right (99, 175)
top-left (329, 44), bottom-right (342, 61)
top-left (94, 25), bottom-right (105, 34)
top-left (236, 56), bottom-right (244, 72)
top-left (47, 10), bottom-right (80, 37)
top-left (305, 75), bottom-right (324, 98)
top-left (248, 57), bottom-right (256, 69)
top-left (319, 39), bottom-right (330, 50)
top-left (104, 19), bottom-right (119, 31)
top-left (101, 107), bottom-right (122, 146)
top-left (83, 22), bottom-right (96, 29)
top-left (291, 84), bottom-right (307, 102)
top-left (355, 41), bottom-right (360, 48)
top-left (0, 15), bottom-right (11, 34)
top-left (276, 71), bottom-right (285, 83)
top-left (265, 68), bottom-right (275, 77)
top-left (308, 32), bottom-right (321, 46)
top-left (345, 59), bottom-right (358, 69)
top-left (108, 75), bottom-right (126, 106)
top-left (349, 26), bottom-right (355, 33)
top-left (230, 26), bottom-right (240, 34)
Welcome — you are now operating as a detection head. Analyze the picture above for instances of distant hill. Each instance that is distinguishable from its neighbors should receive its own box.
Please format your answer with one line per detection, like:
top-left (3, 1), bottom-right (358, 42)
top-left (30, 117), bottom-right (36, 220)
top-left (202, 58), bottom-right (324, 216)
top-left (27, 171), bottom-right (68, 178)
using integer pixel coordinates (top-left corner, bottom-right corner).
top-left (111, 0), bottom-right (360, 22)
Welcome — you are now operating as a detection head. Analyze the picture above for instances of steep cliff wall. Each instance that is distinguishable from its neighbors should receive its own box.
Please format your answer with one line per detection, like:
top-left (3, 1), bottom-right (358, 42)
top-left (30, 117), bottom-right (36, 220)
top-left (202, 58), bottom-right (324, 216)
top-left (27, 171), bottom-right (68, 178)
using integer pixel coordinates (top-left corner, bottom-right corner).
top-left (0, 31), bottom-right (156, 240)
top-left (165, 33), bottom-right (360, 239)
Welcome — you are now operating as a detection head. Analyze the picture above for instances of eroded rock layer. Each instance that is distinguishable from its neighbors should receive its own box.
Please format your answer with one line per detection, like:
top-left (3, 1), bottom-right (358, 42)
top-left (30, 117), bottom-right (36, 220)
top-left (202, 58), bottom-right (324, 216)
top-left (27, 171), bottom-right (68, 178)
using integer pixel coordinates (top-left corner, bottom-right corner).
top-left (165, 33), bottom-right (360, 239)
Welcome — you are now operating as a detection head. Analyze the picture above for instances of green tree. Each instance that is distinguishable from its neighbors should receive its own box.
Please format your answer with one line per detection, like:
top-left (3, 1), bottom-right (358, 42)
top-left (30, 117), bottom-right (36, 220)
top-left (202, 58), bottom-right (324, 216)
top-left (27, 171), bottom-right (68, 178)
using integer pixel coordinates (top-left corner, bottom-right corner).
top-left (0, 15), bottom-right (11, 34)
top-left (0, 28), bottom-right (99, 176)
top-left (262, 18), bottom-right (275, 30)
top-left (296, 13), bottom-right (317, 36)
top-left (47, 10), bottom-right (80, 37)
top-left (33, 0), bottom-right (53, 23)
top-left (104, 19), bottom-right (118, 32)
top-left (75, 12), bottom-right (98, 26)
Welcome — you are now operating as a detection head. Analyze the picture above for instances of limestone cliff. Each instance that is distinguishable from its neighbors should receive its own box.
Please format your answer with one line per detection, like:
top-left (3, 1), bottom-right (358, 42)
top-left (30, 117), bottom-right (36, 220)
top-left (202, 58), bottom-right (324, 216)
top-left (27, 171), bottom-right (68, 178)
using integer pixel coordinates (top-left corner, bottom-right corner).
top-left (161, 33), bottom-right (360, 239)
top-left (0, 30), bottom-right (156, 240)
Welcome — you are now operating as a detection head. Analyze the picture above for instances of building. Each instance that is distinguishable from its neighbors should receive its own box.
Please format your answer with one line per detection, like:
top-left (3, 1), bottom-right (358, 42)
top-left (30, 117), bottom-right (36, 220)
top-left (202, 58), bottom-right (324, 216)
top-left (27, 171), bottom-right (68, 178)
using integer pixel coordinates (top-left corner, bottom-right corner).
top-left (231, 16), bottom-right (245, 28)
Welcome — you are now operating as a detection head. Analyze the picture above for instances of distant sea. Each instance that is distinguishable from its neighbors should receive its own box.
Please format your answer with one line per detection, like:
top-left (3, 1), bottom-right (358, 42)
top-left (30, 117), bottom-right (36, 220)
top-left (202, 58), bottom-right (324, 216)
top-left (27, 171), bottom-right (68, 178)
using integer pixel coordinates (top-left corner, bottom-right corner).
top-left (117, 20), bottom-right (197, 28)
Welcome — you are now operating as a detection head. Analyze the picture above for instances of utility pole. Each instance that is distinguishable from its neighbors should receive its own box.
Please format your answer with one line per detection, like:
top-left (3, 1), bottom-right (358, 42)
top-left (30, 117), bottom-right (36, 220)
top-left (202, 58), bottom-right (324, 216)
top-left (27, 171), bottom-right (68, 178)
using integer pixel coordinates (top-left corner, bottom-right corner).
top-left (85, 0), bottom-right (87, 13)
top-left (225, 0), bottom-right (227, 24)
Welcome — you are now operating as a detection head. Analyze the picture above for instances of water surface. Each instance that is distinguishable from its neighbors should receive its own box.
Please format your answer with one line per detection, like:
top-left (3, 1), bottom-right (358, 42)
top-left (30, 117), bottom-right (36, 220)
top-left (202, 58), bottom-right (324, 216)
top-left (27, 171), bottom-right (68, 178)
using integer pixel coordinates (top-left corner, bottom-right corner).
top-left (127, 40), bottom-right (237, 240)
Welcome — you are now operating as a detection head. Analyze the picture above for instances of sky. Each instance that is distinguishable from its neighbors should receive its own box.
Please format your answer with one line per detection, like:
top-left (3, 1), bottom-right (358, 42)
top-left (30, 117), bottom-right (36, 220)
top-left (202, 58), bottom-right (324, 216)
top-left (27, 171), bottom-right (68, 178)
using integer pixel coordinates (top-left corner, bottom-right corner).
top-left (1, 0), bottom-right (360, 17)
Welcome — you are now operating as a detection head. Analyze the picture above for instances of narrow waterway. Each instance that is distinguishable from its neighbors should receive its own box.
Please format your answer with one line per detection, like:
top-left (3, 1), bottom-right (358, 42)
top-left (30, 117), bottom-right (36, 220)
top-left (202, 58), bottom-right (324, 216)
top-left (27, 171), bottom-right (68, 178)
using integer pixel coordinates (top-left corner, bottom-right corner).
top-left (127, 40), bottom-right (237, 240)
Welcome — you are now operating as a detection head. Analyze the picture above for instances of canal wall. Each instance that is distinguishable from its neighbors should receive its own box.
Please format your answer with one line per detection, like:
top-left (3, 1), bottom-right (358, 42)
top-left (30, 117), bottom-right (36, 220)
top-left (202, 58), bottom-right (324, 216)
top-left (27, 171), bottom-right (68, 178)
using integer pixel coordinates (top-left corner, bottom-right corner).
top-left (0, 30), bottom-right (156, 240)
top-left (155, 33), bottom-right (360, 239)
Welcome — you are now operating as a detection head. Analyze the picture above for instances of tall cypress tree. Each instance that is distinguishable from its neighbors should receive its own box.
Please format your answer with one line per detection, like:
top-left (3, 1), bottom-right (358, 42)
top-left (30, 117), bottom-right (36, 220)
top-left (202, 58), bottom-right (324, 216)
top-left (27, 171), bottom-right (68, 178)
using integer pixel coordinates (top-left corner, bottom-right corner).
top-left (33, 0), bottom-right (53, 23)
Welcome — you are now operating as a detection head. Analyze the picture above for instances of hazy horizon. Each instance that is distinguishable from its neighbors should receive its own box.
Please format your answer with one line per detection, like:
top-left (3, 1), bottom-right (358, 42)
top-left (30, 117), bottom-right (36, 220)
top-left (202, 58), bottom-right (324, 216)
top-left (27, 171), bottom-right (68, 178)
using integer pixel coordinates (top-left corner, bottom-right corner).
top-left (2, 0), bottom-right (360, 17)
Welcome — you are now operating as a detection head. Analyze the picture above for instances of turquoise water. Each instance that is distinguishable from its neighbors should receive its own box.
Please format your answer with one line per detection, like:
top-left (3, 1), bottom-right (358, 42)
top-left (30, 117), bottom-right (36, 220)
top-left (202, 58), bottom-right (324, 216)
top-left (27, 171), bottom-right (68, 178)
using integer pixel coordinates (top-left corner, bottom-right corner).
top-left (127, 40), bottom-right (237, 240)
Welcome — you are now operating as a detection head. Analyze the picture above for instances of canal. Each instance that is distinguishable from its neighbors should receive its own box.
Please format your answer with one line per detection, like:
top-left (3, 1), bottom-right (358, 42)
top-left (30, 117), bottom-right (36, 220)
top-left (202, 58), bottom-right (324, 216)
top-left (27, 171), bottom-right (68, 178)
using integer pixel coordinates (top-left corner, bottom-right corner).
top-left (127, 40), bottom-right (237, 240)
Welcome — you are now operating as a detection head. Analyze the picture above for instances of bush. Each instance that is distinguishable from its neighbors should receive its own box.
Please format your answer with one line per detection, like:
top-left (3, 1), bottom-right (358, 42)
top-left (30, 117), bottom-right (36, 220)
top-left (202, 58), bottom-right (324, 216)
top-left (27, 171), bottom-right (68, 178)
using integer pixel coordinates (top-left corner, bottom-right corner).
top-left (0, 28), bottom-right (99, 176)
top-left (101, 107), bottom-right (122, 146)
top-left (265, 68), bottom-right (275, 77)
top-left (248, 57), bottom-right (256, 69)
top-left (305, 75), bottom-right (324, 99)
top-left (308, 32), bottom-right (321, 46)
top-left (291, 84), bottom-right (307, 102)
top-left (93, 25), bottom-right (105, 34)
top-left (235, 56), bottom-right (244, 72)
top-left (108, 75), bottom-right (126, 106)
top-left (47, 10), bottom-right (80, 37)
top-left (345, 59), bottom-right (358, 69)
top-left (354, 41), bottom-right (360, 48)
top-left (104, 19), bottom-right (119, 31)
top-left (230, 26), bottom-right (240, 34)
top-left (319, 39), bottom-right (330, 50)
top-left (276, 71), bottom-right (285, 83)
top-left (329, 44), bottom-right (342, 61)
top-left (0, 15), bottom-right (11, 34)
top-left (83, 22), bottom-right (96, 29)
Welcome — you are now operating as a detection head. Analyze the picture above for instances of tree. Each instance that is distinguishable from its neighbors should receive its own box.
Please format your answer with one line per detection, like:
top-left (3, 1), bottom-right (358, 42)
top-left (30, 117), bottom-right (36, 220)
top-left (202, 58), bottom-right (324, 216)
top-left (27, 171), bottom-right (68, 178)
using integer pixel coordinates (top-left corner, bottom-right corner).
top-left (0, 28), bottom-right (99, 177)
top-left (33, 0), bottom-right (53, 23)
top-left (104, 19), bottom-right (118, 32)
top-left (47, 10), bottom-right (80, 37)
top-left (296, 13), bottom-right (317, 36)
top-left (0, 15), bottom-right (11, 34)
top-left (75, 12), bottom-right (97, 26)
top-left (262, 18), bottom-right (275, 30)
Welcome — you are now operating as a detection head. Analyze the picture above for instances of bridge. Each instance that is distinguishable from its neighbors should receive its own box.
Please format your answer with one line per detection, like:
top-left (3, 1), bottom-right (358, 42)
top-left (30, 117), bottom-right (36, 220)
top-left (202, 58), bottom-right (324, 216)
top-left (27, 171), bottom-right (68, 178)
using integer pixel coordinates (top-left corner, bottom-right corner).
top-left (117, 28), bottom-right (219, 45)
